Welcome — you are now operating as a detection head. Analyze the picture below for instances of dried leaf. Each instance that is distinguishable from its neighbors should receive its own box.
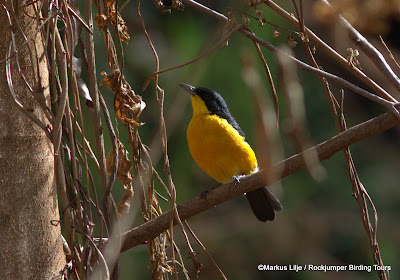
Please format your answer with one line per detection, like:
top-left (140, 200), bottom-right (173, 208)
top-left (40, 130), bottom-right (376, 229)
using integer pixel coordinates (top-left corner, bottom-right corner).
top-left (100, 70), bottom-right (146, 126)
top-left (94, 0), bottom-right (130, 43)
top-left (106, 141), bottom-right (133, 186)
top-left (106, 141), bottom-right (135, 217)
top-left (272, 26), bottom-right (280, 38)
top-left (297, 32), bottom-right (309, 43)
top-left (247, 0), bottom-right (262, 8)
top-left (347, 48), bottom-right (362, 70)
top-left (258, 17), bottom-right (266, 27)
top-left (94, 14), bottom-right (111, 30)
top-left (117, 187), bottom-right (134, 217)
top-left (171, 0), bottom-right (184, 11)
top-left (255, 10), bottom-right (265, 27)
top-left (288, 36), bottom-right (298, 48)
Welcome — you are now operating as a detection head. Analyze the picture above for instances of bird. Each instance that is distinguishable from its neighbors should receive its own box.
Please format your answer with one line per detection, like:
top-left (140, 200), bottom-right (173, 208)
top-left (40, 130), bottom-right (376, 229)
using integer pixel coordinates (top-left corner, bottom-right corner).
top-left (180, 83), bottom-right (282, 222)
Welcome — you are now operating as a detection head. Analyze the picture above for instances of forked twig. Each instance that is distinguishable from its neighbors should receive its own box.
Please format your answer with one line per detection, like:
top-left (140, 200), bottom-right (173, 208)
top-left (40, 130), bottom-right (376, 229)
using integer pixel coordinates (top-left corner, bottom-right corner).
top-left (182, 0), bottom-right (400, 120)
top-left (320, 0), bottom-right (400, 97)
top-left (142, 22), bottom-right (243, 91)
top-left (338, 91), bottom-right (388, 280)
top-left (263, 0), bottom-right (396, 103)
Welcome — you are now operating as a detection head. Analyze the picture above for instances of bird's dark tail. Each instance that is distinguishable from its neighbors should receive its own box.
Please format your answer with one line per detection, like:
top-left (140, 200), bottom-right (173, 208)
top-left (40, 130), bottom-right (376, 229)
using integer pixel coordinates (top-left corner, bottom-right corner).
top-left (245, 187), bottom-right (282, 222)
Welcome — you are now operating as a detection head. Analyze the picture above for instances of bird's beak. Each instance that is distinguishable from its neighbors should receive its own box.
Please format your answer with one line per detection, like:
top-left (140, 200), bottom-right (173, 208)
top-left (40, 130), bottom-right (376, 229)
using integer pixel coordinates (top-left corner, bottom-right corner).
top-left (179, 83), bottom-right (196, 95)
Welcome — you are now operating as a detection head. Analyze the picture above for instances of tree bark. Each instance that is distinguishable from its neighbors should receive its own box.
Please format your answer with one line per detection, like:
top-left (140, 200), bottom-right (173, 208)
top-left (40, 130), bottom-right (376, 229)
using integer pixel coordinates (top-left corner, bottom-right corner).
top-left (0, 1), bottom-right (66, 279)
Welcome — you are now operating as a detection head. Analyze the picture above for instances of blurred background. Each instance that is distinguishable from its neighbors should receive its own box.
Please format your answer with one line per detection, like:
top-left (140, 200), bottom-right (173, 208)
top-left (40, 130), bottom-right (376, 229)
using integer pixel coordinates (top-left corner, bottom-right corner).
top-left (78, 0), bottom-right (400, 279)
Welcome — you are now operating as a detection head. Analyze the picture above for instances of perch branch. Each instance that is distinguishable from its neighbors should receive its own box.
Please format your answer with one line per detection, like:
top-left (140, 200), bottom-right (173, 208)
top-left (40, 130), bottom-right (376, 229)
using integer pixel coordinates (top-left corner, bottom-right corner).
top-left (121, 112), bottom-right (399, 252)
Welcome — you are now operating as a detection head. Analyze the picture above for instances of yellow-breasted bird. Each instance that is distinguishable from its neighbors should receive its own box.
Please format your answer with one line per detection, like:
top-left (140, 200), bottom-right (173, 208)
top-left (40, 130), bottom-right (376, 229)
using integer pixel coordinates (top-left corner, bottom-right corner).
top-left (180, 83), bottom-right (282, 222)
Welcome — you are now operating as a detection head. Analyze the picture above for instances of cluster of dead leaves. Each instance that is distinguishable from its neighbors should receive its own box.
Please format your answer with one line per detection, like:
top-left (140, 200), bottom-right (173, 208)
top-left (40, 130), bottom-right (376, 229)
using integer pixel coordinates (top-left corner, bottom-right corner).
top-left (100, 69), bottom-right (145, 127)
top-left (95, 0), bottom-right (130, 43)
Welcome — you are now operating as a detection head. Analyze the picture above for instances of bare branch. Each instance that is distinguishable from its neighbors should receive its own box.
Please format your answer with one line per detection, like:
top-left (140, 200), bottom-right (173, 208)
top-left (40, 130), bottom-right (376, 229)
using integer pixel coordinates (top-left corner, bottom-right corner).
top-left (182, 0), bottom-right (400, 118)
top-left (121, 112), bottom-right (399, 252)
top-left (320, 0), bottom-right (400, 98)
top-left (263, 0), bottom-right (396, 103)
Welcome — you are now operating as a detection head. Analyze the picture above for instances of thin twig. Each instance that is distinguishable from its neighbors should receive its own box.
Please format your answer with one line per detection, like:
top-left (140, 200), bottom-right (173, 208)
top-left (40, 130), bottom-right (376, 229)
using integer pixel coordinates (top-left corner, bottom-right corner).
top-left (99, 91), bottom-right (118, 197)
top-left (139, 3), bottom-right (177, 278)
top-left (73, 226), bottom-right (110, 280)
top-left (320, 0), bottom-right (400, 98)
top-left (3, 5), bottom-right (52, 140)
top-left (52, 27), bottom-right (68, 155)
top-left (67, 3), bottom-right (92, 34)
top-left (182, 0), bottom-right (400, 119)
top-left (250, 33), bottom-right (279, 127)
top-left (338, 92), bottom-right (387, 280)
top-left (84, 0), bottom-right (119, 277)
top-left (263, 0), bottom-right (396, 103)
top-left (5, 41), bottom-right (52, 139)
top-left (379, 35), bottom-right (400, 70)
top-left (184, 221), bottom-right (227, 280)
top-left (142, 23), bottom-right (243, 91)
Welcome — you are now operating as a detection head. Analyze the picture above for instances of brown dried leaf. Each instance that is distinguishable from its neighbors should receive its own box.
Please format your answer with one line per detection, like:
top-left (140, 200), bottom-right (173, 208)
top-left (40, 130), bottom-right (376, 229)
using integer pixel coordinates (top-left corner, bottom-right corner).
top-left (94, 0), bottom-right (130, 43)
top-left (347, 48), bottom-right (362, 70)
top-left (94, 14), bottom-right (111, 30)
top-left (258, 17), bottom-right (266, 27)
top-left (117, 187), bottom-right (134, 217)
top-left (248, 0), bottom-right (262, 8)
top-left (288, 36), bottom-right (298, 48)
top-left (152, 0), bottom-right (183, 14)
top-left (297, 32), bottom-right (309, 43)
top-left (272, 26), bottom-right (280, 38)
top-left (106, 141), bottom-right (133, 186)
top-left (100, 70), bottom-right (146, 126)
top-left (106, 142), bottom-right (135, 217)
top-left (171, 0), bottom-right (184, 11)
top-left (99, 71), bottom-right (117, 91)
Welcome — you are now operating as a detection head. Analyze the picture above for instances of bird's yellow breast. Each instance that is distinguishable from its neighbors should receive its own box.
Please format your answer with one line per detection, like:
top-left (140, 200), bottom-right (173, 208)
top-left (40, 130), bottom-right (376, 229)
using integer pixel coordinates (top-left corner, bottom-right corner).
top-left (187, 97), bottom-right (257, 183)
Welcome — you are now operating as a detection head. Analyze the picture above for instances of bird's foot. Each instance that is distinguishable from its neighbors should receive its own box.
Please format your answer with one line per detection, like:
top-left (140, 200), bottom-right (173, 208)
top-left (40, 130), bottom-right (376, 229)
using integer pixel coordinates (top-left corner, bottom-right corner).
top-left (200, 189), bottom-right (210, 200)
top-left (200, 183), bottom-right (222, 200)
top-left (232, 175), bottom-right (245, 186)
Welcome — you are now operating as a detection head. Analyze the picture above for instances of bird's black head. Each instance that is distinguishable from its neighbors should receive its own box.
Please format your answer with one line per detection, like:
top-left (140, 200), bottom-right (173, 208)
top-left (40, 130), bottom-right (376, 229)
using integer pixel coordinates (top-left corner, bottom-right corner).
top-left (179, 83), bottom-right (246, 138)
top-left (179, 83), bottom-right (229, 115)
top-left (192, 87), bottom-right (229, 115)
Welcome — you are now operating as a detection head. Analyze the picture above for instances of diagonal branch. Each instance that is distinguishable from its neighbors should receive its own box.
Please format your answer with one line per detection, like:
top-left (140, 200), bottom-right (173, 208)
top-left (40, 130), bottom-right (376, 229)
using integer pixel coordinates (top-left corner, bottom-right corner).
top-left (121, 112), bottom-right (399, 252)
top-left (320, 0), bottom-right (400, 97)
top-left (182, 0), bottom-right (400, 119)
top-left (263, 0), bottom-right (396, 103)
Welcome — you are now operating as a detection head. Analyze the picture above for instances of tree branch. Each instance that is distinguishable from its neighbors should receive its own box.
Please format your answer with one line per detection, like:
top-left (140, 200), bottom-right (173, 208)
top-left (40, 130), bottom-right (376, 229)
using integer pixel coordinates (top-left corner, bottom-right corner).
top-left (263, 0), bottom-right (396, 103)
top-left (121, 112), bottom-right (399, 252)
top-left (320, 0), bottom-right (400, 97)
top-left (182, 0), bottom-right (400, 119)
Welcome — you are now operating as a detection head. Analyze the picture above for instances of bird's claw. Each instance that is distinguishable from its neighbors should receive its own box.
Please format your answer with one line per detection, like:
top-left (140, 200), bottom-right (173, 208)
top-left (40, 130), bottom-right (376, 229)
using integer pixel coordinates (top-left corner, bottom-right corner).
top-left (232, 175), bottom-right (245, 186)
top-left (200, 189), bottom-right (210, 200)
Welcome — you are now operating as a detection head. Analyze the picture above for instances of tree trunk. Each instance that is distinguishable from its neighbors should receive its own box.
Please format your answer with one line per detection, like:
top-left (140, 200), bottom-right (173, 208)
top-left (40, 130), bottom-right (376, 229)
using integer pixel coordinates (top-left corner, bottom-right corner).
top-left (0, 1), bottom-right (66, 279)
